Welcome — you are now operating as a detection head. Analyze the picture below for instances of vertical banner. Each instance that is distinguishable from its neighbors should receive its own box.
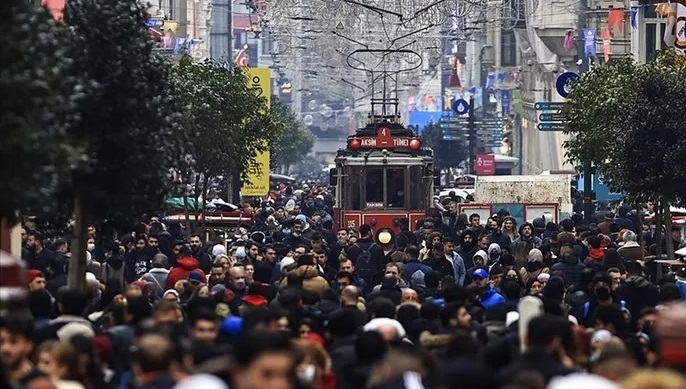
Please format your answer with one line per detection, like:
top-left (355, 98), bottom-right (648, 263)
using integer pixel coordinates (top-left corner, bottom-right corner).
top-left (241, 68), bottom-right (272, 197)
top-left (583, 28), bottom-right (596, 58)
top-left (501, 90), bottom-right (511, 116)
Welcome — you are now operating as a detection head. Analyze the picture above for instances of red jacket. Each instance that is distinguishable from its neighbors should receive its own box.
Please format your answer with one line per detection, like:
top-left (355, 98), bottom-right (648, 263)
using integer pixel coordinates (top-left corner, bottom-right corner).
top-left (166, 257), bottom-right (205, 289)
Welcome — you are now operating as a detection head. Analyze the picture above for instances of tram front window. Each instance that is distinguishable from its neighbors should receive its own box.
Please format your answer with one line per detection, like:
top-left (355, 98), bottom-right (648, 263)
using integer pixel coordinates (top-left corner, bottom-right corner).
top-left (365, 169), bottom-right (384, 205)
top-left (386, 168), bottom-right (405, 208)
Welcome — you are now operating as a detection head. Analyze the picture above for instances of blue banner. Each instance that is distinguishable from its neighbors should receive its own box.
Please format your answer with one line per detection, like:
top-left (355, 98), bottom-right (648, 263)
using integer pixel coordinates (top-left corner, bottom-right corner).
top-left (584, 28), bottom-right (596, 58)
top-left (501, 90), bottom-right (511, 116)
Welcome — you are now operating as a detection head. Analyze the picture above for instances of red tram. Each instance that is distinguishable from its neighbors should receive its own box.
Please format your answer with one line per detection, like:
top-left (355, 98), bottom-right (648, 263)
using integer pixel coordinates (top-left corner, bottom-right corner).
top-left (330, 116), bottom-right (436, 233)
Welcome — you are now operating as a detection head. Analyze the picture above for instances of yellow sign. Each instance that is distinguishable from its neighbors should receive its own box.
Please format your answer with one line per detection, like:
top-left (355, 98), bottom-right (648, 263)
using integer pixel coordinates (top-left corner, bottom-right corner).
top-left (241, 67), bottom-right (272, 197)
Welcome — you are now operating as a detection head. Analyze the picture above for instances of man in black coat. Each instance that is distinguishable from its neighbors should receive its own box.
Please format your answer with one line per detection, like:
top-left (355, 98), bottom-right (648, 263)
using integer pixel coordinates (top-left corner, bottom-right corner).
top-left (345, 224), bottom-right (385, 292)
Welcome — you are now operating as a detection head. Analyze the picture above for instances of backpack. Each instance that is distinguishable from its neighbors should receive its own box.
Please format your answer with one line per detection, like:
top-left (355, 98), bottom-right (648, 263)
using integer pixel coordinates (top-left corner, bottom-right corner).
top-left (355, 243), bottom-right (378, 286)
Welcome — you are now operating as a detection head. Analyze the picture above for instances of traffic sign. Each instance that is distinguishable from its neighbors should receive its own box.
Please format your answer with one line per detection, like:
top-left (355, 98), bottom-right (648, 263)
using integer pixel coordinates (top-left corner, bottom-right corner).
top-left (452, 99), bottom-right (469, 115)
top-left (534, 102), bottom-right (566, 110)
top-left (475, 154), bottom-right (496, 175)
top-left (539, 113), bottom-right (567, 122)
top-left (556, 72), bottom-right (580, 98)
top-left (537, 122), bottom-right (567, 132)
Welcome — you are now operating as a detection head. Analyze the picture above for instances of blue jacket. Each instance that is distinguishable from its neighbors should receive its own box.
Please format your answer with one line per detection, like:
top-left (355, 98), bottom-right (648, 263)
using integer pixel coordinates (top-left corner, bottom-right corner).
top-left (480, 285), bottom-right (506, 308)
top-left (446, 252), bottom-right (466, 286)
top-left (404, 259), bottom-right (433, 280)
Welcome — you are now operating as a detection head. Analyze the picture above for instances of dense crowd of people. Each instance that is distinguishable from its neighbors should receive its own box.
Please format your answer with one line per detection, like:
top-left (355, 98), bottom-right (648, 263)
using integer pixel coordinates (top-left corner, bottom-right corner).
top-left (4, 186), bottom-right (686, 389)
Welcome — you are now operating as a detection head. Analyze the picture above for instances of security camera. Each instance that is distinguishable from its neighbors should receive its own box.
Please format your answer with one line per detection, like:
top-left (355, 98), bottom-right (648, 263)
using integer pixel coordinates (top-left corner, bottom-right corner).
top-left (552, 64), bottom-right (560, 73)
top-left (526, 59), bottom-right (534, 67)
top-left (517, 65), bottom-right (522, 71)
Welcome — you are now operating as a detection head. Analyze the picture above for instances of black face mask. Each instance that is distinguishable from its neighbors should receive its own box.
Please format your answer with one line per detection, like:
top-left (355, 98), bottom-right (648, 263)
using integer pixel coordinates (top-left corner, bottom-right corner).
top-left (595, 287), bottom-right (611, 301)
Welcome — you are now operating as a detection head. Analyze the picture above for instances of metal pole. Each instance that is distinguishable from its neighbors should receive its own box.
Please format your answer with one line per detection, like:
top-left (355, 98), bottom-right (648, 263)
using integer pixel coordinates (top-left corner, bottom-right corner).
top-left (583, 161), bottom-right (594, 224)
top-left (468, 96), bottom-right (476, 174)
top-left (578, 0), bottom-right (593, 224)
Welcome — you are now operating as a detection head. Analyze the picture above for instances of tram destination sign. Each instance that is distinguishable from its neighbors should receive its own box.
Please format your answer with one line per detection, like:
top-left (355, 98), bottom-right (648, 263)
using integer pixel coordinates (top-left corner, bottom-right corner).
top-left (359, 136), bottom-right (412, 149)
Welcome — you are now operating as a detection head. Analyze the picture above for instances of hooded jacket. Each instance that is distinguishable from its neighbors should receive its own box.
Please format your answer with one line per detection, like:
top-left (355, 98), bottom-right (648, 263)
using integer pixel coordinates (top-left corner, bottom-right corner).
top-left (101, 254), bottom-right (125, 287)
top-left (479, 285), bottom-right (506, 309)
top-left (456, 230), bottom-right (478, 269)
top-left (519, 249), bottom-right (549, 285)
top-left (140, 268), bottom-right (170, 298)
top-left (166, 257), bottom-right (204, 289)
top-left (615, 275), bottom-right (658, 322)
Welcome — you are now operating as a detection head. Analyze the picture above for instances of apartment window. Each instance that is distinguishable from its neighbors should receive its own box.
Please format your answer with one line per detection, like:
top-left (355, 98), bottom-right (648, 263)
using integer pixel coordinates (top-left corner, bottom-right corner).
top-left (501, 30), bottom-right (517, 66)
top-left (646, 23), bottom-right (656, 59)
top-left (261, 34), bottom-right (274, 55)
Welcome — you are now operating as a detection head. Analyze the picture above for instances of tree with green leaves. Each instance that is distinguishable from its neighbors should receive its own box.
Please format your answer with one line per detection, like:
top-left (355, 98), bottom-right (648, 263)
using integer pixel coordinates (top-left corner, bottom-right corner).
top-left (563, 50), bottom-right (686, 259)
top-left (420, 122), bottom-right (467, 171)
top-left (0, 1), bottom-right (78, 225)
top-left (171, 56), bottom-right (278, 223)
top-left (60, 0), bottom-right (181, 288)
top-left (269, 102), bottom-right (315, 174)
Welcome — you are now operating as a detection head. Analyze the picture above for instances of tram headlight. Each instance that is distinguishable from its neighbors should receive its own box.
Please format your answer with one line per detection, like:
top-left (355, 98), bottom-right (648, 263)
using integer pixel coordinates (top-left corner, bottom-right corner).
top-left (409, 138), bottom-right (421, 150)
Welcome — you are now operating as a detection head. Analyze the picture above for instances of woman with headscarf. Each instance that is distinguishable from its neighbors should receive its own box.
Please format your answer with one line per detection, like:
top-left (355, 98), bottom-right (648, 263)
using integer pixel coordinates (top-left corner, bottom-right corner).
top-left (519, 248), bottom-right (550, 285)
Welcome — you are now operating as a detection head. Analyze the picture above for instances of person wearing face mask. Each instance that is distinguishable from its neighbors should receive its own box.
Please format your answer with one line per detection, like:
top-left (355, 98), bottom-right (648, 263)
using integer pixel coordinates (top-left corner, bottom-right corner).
top-left (615, 261), bottom-right (658, 328)
top-left (578, 275), bottom-right (627, 328)
top-left (229, 265), bottom-right (249, 299)
top-left (486, 243), bottom-right (502, 267)
top-left (283, 219), bottom-right (311, 249)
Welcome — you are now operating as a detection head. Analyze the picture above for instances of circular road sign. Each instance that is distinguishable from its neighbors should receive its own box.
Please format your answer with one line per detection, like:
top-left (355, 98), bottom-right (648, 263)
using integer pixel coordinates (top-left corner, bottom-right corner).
top-left (452, 98), bottom-right (469, 115)
top-left (556, 72), bottom-right (580, 98)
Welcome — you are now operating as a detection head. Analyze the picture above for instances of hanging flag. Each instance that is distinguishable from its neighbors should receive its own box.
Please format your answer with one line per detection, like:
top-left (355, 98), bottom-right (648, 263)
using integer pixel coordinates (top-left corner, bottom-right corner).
top-left (564, 30), bottom-right (575, 51)
top-left (511, 89), bottom-right (524, 115)
top-left (607, 8), bottom-right (625, 33)
top-left (501, 90), bottom-right (511, 116)
top-left (664, 0), bottom-right (686, 54)
top-left (656, 3), bottom-right (671, 17)
top-left (601, 27), bottom-right (612, 62)
top-left (630, 6), bottom-right (639, 30)
top-left (584, 28), bottom-right (597, 58)
top-left (234, 48), bottom-right (249, 69)
top-left (42, 0), bottom-right (65, 21)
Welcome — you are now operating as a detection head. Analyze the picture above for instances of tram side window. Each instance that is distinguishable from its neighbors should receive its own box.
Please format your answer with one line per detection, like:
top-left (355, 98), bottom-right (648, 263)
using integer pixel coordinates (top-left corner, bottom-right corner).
top-left (386, 168), bottom-right (405, 208)
top-left (366, 169), bottom-right (384, 205)
top-left (408, 166), bottom-right (421, 210)
top-left (348, 166), bottom-right (362, 210)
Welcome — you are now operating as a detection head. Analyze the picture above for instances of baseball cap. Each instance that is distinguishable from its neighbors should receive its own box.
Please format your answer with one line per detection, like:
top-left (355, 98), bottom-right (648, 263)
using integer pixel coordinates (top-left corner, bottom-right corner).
top-left (188, 270), bottom-right (204, 284)
top-left (220, 316), bottom-right (243, 337)
top-left (472, 268), bottom-right (489, 279)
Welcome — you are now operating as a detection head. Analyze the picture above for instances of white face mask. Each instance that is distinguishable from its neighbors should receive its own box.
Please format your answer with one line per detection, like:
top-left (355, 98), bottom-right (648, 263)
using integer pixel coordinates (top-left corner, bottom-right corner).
top-left (87, 243), bottom-right (95, 252)
top-left (299, 364), bottom-right (316, 384)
